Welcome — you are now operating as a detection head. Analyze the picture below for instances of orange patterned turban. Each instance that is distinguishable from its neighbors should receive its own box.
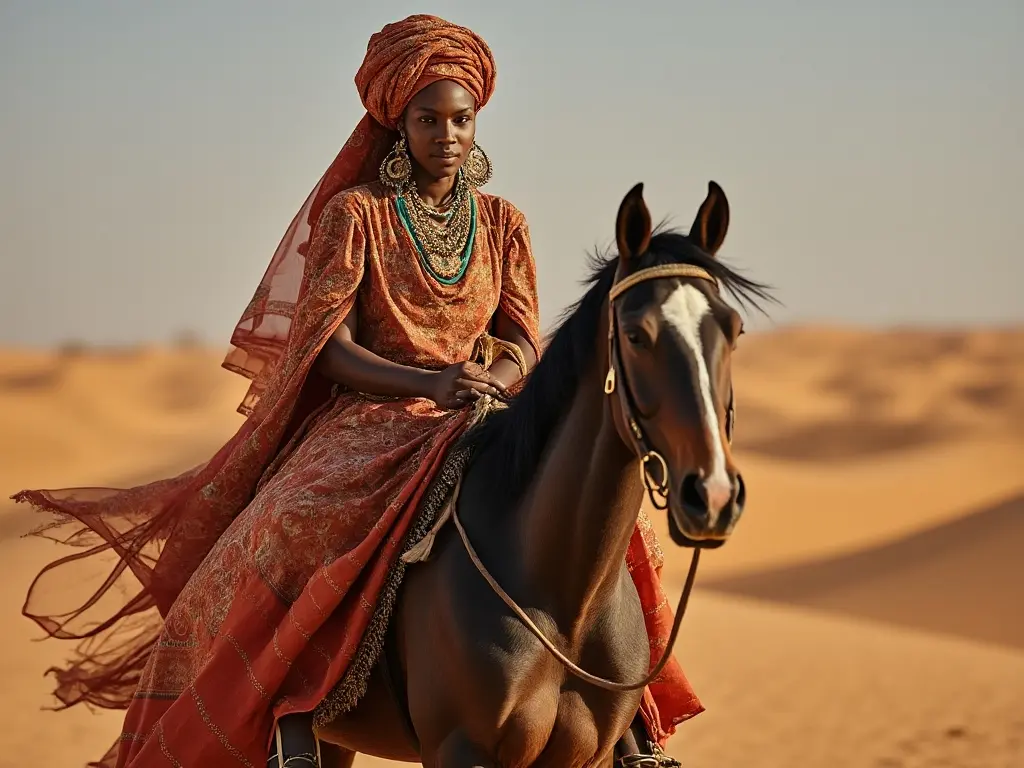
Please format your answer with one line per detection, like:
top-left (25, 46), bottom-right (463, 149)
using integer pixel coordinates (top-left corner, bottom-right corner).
top-left (355, 14), bottom-right (497, 129)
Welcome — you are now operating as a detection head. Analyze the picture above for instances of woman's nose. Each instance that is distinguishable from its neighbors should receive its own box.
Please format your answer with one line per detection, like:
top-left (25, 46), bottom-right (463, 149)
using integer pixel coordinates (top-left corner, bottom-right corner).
top-left (437, 123), bottom-right (456, 143)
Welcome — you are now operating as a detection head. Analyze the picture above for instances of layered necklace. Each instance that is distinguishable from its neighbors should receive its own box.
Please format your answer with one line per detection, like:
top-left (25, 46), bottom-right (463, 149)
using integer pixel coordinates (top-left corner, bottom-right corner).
top-left (396, 171), bottom-right (477, 285)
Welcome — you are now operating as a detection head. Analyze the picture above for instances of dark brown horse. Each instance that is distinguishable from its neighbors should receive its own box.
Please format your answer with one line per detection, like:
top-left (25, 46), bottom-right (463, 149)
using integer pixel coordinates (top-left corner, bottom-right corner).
top-left (316, 182), bottom-right (772, 767)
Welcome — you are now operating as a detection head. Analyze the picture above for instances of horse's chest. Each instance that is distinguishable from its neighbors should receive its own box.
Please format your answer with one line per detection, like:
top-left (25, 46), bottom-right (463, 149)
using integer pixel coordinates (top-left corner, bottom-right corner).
top-left (414, 548), bottom-right (648, 766)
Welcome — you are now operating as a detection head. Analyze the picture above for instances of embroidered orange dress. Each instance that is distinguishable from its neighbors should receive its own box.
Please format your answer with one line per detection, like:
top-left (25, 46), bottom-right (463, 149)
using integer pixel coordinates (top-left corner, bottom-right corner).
top-left (116, 183), bottom-right (543, 765)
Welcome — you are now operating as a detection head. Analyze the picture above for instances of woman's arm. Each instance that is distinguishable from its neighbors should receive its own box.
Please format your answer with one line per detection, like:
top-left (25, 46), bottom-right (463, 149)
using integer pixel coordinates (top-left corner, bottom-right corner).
top-left (315, 307), bottom-right (506, 405)
top-left (488, 308), bottom-right (539, 389)
top-left (315, 306), bottom-right (435, 399)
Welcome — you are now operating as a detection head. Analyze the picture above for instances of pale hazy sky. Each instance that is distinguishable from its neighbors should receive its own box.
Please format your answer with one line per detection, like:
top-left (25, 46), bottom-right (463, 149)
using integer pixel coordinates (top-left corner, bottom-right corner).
top-left (1, 0), bottom-right (1020, 346)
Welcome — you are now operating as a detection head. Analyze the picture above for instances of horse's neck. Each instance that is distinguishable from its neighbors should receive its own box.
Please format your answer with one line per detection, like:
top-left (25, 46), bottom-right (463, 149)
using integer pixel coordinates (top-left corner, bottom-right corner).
top-left (518, 353), bottom-right (644, 638)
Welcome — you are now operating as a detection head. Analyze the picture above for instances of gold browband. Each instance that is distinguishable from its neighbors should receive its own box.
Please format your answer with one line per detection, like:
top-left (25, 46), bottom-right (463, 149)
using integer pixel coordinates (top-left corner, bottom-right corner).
top-left (608, 264), bottom-right (717, 303)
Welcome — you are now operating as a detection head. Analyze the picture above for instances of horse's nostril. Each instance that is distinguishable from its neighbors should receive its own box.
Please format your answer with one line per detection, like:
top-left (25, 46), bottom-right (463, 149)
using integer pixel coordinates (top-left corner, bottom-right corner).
top-left (734, 474), bottom-right (747, 511)
top-left (680, 474), bottom-right (707, 515)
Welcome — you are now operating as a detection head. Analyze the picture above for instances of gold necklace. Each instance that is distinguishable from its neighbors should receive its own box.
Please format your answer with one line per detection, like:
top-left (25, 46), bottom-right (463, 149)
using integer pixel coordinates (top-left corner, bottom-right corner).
top-left (399, 175), bottom-right (474, 281)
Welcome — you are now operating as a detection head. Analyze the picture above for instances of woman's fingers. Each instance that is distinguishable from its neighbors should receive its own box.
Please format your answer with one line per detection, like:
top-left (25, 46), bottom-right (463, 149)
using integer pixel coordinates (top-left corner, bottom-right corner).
top-left (483, 371), bottom-right (507, 392)
top-left (460, 363), bottom-right (507, 392)
top-left (455, 378), bottom-right (501, 399)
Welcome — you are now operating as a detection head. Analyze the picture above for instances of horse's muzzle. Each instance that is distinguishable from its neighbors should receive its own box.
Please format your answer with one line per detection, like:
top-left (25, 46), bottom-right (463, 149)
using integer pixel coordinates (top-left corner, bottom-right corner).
top-left (668, 473), bottom-right (746, 547)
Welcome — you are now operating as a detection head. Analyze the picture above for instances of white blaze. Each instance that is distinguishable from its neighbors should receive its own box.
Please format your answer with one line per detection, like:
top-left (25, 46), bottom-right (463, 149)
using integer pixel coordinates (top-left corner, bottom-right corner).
top-left (660, 284), bottom-right (732, 519)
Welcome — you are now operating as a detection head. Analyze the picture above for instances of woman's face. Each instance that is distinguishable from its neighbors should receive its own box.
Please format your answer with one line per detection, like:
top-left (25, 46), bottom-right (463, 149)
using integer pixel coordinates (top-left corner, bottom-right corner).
top-left (402, 80), bottom-right (477, 183)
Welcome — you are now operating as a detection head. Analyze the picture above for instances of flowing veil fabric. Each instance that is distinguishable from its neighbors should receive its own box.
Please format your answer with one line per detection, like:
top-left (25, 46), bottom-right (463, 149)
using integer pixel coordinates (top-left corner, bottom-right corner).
top-left (223, 114), bottom-right (396, 415)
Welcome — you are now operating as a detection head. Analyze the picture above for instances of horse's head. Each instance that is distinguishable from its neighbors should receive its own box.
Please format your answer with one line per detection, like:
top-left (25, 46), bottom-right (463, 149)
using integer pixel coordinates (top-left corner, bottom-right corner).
top-left (607, 181), bottom-right (764, 547)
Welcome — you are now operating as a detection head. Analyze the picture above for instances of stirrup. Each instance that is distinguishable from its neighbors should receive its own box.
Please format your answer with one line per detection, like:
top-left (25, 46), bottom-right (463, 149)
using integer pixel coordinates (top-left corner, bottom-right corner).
top-left (619, 741), bottom-right (681, 768)
top-left (620, 756), bottom-right (662, 768)
top-left (268, 724), bottom-right (322, 768)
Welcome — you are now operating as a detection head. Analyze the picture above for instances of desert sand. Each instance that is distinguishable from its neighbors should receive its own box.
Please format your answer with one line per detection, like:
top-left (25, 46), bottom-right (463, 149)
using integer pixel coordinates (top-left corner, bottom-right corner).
top-left (2, 328), bottom-right (1022, 767)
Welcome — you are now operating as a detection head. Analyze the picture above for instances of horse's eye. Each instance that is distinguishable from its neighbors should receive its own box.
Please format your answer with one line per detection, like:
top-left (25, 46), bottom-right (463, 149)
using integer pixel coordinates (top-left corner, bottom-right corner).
top-left (625, 330), bottom-right (645, 347)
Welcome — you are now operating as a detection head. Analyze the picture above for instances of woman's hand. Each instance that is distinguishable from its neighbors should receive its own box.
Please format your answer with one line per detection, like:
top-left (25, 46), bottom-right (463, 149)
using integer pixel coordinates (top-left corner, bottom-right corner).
top-left (427, 361), bottom-right (506, 410)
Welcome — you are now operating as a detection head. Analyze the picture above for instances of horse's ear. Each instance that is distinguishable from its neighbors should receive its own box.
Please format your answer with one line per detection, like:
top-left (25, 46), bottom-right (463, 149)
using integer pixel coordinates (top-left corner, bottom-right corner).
top-left (689, 181), bottom-right (730, 257)
top-left (616, 182), bottom-right (653, 262)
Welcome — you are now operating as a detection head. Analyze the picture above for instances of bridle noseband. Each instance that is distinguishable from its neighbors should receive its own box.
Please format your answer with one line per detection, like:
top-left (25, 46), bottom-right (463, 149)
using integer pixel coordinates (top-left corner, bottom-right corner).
top-left (449, 263), bottom-right (738, 694)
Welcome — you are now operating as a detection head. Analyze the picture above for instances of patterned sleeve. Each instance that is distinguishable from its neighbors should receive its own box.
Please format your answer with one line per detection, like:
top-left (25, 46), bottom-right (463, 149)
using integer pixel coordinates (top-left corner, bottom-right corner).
top-left (498, 202), bottom-right (542, 358)
top-left (236, 192), bottom-right (367, 414)
top-left (291, 191), bottom-right (367, 346)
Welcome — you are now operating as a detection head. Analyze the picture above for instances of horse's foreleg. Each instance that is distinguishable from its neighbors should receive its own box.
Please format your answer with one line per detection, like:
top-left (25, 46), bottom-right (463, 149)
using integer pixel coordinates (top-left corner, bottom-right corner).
top-left (318, 743), bottom-right (356, 768)
top-left (433, 730), bottom-right (494, 768)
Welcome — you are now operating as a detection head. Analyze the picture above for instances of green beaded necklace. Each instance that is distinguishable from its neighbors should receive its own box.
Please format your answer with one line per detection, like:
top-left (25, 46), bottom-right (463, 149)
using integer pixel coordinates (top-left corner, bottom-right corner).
top-left (395, 191), bottom-right (477, 286)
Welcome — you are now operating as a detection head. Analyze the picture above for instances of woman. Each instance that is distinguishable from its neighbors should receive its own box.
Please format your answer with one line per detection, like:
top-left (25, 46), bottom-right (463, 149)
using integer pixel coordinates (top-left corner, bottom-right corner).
top-left (14, 15), bottom-right (701, 767)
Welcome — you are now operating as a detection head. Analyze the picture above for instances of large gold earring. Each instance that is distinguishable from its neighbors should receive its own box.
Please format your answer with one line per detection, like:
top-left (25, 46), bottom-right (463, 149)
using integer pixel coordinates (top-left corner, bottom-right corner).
top-left (462, 142), bottom-right (493, 188)
top-left (379, 131), bottom-right (412, 190)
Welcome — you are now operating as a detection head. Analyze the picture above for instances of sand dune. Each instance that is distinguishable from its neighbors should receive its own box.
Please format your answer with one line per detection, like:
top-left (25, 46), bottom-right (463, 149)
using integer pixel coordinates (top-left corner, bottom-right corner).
top-left (702, 493), bottom-right (1024, 649)
top-left (731, 327), bottom-right (1024, 442)
top-left (651, 434), bottom-right (1024, 583)
top-left (672, 592), bottom-right (1024, 768)
top-left (1, 327), bottom-right (1022, 767)
top-left (0, 346), bottom-right (248, 494)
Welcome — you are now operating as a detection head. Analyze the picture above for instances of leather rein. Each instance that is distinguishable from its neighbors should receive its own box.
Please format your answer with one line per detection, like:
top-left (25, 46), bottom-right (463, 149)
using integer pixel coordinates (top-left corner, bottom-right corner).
top-left (451, 263), bottom-right (731, 692)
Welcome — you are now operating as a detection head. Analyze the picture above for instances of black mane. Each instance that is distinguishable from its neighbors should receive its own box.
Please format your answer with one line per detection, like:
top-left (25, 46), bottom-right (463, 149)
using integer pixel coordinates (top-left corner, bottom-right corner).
top-left (461, 226), bottom-right (775, 502)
